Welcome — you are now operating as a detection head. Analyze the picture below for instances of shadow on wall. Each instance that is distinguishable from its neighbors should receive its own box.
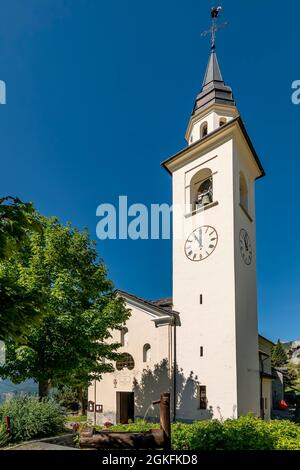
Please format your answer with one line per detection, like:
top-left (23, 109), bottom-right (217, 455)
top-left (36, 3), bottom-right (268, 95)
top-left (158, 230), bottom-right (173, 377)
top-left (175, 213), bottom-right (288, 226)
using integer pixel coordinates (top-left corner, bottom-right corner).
top-left (133, 359), bottom-right (219, 423)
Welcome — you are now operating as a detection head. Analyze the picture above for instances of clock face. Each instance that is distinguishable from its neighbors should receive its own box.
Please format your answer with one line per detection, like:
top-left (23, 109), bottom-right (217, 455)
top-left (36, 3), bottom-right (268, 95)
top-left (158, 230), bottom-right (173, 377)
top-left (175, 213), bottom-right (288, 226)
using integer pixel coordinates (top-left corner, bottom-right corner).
top-left (239, 229), bottom-right (252, 265)
top-left (184, 225), bottom-right (218, 262)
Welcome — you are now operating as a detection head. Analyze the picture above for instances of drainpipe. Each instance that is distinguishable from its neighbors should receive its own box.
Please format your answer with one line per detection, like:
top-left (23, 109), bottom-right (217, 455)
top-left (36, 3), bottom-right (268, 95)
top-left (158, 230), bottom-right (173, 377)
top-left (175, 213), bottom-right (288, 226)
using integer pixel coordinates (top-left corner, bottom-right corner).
top-left (173, 318), bottom-right (177, 422)
top-left (260, 374), bottom-right (264, 420)
top-left (260, 355), bottom-right (270, 420)
top-left (94, 379), bottom-right (97, 426)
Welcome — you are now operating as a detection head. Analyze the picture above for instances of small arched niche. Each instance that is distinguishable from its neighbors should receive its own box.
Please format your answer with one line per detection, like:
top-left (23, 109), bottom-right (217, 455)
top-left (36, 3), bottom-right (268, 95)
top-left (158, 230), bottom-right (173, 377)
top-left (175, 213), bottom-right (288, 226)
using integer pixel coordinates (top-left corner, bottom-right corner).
top-left (239, 172), bottom-right (249, 212)
top-left (120, 327), bottom-right (128, 347)
top-left (190, 168), bottom-right (213, 211)
top-left (200, 121), bottom-right (208, 139)
top-left (143, 344), bottom-right (151, 363)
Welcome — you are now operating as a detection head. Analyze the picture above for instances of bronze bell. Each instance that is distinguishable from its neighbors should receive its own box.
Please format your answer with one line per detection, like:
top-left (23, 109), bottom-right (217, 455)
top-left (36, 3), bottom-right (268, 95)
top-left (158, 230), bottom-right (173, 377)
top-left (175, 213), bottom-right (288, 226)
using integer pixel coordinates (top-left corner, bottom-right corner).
top-left (201, 194), bottom-right (211, 206)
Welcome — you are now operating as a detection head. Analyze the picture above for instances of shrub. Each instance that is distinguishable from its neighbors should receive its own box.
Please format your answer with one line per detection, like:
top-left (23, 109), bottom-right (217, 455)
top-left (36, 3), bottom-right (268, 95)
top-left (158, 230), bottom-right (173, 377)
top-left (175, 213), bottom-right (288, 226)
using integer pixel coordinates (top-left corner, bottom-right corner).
top-left (54, 386), bottom-right (80, 413)
top-left (101, 416), bottom-right (300, 450)
top-left (0, 396), bottom-right (65, 443)
top-left (172, 420), bottom-right (225, 450)
top-left (222, 416), bottom-right (275, 450)
top-left (0, 422), bottom-right (10, 448)
top-left (267, 419), bottom-right (300, 450)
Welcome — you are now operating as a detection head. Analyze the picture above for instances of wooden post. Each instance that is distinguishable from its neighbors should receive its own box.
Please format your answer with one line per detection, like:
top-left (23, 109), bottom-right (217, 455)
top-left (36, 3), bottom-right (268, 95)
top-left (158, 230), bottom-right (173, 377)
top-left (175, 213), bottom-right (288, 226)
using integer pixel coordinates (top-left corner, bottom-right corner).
top-left (5, 416), bottom-right (11, 435)
top-left (295, 396), bottom-right (300, 423)
top-left (159, 393), bottom-right (171, 450)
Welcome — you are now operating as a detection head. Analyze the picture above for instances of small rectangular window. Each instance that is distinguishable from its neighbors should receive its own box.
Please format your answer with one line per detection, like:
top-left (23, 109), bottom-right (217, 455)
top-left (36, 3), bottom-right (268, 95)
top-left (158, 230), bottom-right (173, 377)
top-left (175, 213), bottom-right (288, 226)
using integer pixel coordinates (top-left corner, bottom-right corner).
top-left (200, 346), bottom-right (204, 357)
top-left (199, 385), bottom-right (207, 410)
top-left (200, 294), bottom-right (203, 305)
top-left (265, 398), bottom-right (267, 410)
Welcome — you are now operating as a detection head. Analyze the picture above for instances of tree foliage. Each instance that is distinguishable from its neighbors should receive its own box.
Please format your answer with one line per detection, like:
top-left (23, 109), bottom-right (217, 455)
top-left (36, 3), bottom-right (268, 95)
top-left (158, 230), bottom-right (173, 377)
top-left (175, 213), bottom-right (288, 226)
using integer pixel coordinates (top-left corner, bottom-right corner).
top-left (285, 363), bottom-right (300, 391)
top-left (271, 340), bottom-right (288, 367)
top-left (0, 197), bottom-right (44, 340)
top-left (0, 196), bottom-right (42, 259)
top-left (0, 216), bottom-right (130, 396)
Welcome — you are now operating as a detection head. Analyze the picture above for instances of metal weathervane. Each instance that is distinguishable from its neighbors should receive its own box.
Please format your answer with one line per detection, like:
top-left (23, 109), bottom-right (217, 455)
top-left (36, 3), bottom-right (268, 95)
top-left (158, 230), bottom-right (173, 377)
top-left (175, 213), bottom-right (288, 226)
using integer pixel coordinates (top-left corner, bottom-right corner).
top-left (201, 6), bottom-right (228, 51)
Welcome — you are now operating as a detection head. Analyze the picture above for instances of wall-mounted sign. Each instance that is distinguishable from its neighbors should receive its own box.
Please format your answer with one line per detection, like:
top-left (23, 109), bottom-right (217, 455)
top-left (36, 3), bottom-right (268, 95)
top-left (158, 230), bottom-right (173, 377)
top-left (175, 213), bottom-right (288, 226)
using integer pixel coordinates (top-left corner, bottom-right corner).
top-left (95, 404), bottom-right (103, 413)
top-left (88, 400), bottom-right (95, 412)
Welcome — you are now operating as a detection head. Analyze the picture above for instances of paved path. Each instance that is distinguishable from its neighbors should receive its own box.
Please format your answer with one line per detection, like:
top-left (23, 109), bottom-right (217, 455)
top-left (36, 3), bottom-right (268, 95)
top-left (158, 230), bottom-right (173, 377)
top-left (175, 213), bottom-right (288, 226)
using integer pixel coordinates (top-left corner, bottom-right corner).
top-left (7, 442), bottom-right (77, 450)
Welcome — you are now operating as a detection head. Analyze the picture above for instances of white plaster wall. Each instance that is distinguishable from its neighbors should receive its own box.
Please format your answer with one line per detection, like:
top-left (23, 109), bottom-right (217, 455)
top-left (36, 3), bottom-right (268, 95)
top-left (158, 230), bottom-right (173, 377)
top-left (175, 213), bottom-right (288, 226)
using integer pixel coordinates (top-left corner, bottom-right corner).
top-left (233, 137), bottom-right (261, 417)
top-left (172, 137), bottom-right (238, 421)
top-left (88, 303), bottom-right (173, 425)
top-left (262, 380), bottom-right (272, 420)
top-left (259, 337), bottom-right (273, 419)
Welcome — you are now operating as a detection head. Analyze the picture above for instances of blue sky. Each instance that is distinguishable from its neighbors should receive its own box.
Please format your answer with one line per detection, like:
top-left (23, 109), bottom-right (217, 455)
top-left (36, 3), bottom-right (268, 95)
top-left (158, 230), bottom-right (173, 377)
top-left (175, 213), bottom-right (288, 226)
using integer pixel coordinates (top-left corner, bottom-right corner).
top-left (0, 0), bottom-right (299, 342)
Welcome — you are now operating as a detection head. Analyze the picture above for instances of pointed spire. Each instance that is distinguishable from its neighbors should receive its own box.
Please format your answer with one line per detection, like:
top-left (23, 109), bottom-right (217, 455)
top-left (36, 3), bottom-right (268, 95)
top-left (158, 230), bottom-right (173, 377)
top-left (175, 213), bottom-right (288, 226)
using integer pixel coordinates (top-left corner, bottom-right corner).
top-left (202, 48), bottom-right (223, 86)
top-left (192, 7), bottom-right (235, 116)
top-left (192, 48), bottom-right (235, 116)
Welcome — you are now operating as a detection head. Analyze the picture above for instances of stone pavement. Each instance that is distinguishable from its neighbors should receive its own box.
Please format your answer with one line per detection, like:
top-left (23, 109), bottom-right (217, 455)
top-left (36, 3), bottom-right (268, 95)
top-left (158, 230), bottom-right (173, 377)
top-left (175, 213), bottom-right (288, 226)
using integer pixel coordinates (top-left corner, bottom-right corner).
top-left (7, 441), bottom-right (77, 450)
top-left (4, 433), bottom-right (79, 451)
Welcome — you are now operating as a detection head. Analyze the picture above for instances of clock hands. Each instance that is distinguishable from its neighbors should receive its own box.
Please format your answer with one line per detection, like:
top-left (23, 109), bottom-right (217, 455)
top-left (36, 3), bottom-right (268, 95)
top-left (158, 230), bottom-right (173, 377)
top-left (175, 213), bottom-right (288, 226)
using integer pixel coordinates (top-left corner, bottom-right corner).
top-left (193, 228), bottom-right (203, 248)
top-left (244, 233), bottom-right (249, 252)
top-left (185, 226), bottom-right (218, 262)
top-left (240, 229), bottom-right (252, 265)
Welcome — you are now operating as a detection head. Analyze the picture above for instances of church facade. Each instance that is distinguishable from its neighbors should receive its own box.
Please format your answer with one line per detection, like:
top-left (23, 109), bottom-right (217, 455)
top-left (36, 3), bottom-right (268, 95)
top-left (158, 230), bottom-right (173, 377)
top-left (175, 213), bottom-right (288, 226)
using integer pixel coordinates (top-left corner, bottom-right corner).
top-left (88, 43), bottom-right (274, 424)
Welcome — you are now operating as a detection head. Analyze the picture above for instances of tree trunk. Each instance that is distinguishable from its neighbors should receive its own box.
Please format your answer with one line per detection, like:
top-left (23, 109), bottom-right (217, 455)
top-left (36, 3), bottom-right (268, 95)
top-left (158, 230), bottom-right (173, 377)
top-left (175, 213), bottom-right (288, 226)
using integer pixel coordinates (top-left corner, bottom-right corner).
top-left (295, 396), bottom-right (300, 423)
top-left (78, 387), bottom-right (87, 415)
top-left (38, 379), bottom-right (50, 399)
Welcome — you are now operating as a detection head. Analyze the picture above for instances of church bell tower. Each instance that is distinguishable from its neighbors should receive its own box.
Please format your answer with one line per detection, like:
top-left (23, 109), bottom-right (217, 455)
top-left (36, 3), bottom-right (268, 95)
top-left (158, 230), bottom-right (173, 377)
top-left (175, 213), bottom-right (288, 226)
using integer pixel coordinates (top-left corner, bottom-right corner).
top-left (162, 8), bottom-right (265, 421)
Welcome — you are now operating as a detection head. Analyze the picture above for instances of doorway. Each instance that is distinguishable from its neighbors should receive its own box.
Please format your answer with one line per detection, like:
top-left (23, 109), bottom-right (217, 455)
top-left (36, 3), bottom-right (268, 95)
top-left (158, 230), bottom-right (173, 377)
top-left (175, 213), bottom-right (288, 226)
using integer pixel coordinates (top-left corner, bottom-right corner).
top-left (116, 392), bottom-right (134, 424)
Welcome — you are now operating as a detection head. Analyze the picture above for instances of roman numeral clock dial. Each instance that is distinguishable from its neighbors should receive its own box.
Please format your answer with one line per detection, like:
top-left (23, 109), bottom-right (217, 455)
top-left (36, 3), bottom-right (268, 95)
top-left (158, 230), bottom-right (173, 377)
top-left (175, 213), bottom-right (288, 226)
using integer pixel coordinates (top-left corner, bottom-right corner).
top-left (184, 225), bottom-right (218, 261)
top-left (239, 228), bottom-right (252, 265)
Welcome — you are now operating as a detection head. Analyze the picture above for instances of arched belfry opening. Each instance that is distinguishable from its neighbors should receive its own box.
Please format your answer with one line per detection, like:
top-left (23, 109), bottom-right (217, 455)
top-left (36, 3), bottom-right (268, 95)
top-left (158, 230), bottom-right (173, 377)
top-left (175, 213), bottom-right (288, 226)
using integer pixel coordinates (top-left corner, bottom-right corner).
top-left (240, 172), bottom-right (249, 212)
top-left (200, 121), bottom-right (208, 139)
top-left (190, 168), bottom-right (213, 211)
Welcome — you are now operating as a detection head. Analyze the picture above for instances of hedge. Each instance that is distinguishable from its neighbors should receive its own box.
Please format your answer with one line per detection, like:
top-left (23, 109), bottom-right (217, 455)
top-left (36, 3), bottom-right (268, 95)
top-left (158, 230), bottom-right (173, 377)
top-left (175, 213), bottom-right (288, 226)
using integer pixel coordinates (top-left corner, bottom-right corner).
top-left (104, 416), bottom-right (300, 450)
top-left (0, 396), bottom-right (65, 445)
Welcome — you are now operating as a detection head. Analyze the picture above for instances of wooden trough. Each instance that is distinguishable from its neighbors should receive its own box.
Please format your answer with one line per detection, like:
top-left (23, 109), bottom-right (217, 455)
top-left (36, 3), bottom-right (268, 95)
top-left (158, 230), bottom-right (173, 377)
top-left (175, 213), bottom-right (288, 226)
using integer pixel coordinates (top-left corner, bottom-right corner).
top-left (80, 392), bottom-right (171, 450)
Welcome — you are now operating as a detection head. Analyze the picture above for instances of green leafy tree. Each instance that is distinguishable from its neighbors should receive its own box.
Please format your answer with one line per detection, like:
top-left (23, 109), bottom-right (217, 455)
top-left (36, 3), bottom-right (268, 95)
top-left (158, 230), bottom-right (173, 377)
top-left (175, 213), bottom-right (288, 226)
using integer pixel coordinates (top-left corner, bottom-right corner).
top-left (0, 216), bottom-right (130, 397)
top-left (54, 385), bottom-right (81, 413)
top-left (285, 363), bottom-right (300, 392)
top-left (271, 340), bottom-right (288, 367)
top-left (0, 196), bottom-right (41, 259)
top-left (285, 363), bottom-right (298, 389)
top-left (0, 197), bottom-right (44, 340)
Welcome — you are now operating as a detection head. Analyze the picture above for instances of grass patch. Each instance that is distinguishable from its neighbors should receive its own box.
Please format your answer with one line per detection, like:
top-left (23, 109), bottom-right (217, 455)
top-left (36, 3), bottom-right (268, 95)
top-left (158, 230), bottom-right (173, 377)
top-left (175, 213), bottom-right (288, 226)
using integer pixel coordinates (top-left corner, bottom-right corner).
top-left (66, 415), bottom-right (87, 423)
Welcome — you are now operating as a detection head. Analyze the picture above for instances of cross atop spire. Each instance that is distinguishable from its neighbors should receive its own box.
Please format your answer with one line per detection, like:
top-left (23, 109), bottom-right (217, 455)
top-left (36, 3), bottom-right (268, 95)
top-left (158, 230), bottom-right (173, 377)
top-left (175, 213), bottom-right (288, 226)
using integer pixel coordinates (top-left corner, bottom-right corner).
top-left (191, 6), bottom-right (235, 116)
top-left (201, 6), bottom-right (227, 52)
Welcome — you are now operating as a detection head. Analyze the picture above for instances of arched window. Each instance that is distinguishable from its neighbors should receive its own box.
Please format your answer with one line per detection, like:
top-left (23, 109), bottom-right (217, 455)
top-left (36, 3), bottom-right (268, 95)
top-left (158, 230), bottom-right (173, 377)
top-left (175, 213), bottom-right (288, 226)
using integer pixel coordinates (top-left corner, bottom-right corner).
top-left (240, 173), bottom-right (248, 212)
top-left (116, 353), bottom-right (135, 371)
top-left (219, 118), bottom-right (226, 127)
top-left (121, 327), bottom-right (128, 347)
top-left (200, 121), bottom-right (208, 139)
top-left (190, 168), bottom-right (213, 211)
top-left (143, 344), bottom-right (151, 363)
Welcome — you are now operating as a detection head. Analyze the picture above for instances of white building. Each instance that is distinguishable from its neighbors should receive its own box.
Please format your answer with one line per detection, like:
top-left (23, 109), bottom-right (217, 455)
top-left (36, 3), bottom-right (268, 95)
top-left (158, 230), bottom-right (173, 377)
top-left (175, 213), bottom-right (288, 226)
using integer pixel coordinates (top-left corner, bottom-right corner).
top-left (88, 43), bottom-right (274, 424)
